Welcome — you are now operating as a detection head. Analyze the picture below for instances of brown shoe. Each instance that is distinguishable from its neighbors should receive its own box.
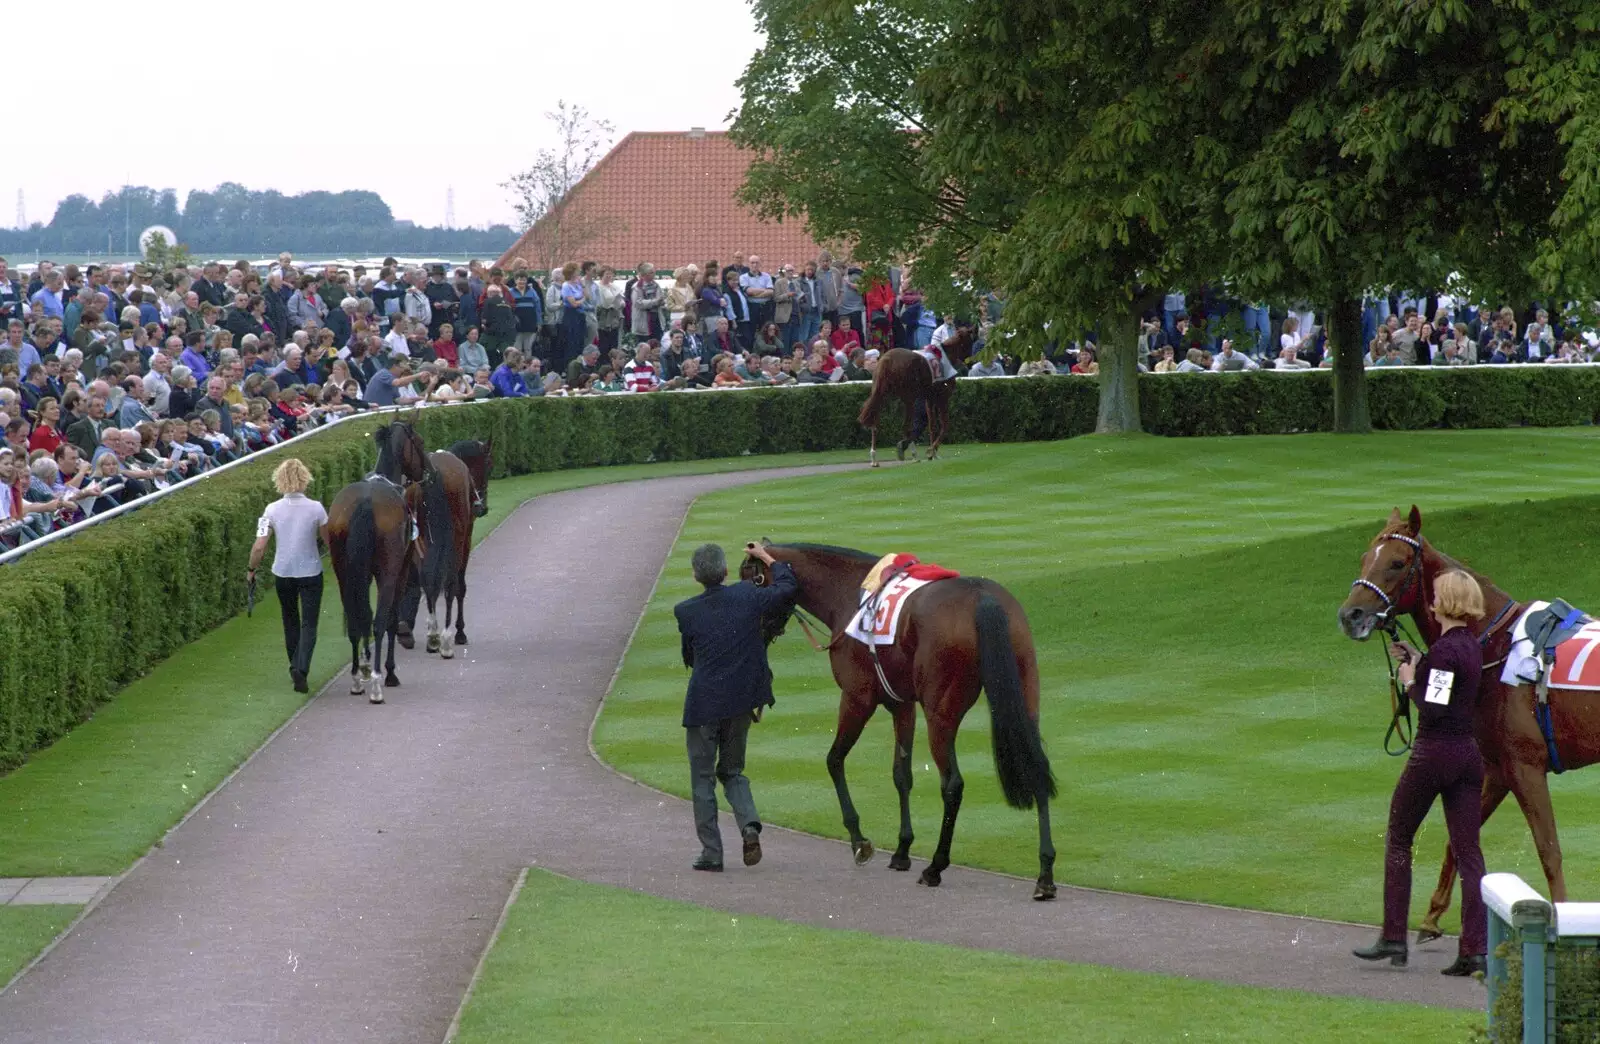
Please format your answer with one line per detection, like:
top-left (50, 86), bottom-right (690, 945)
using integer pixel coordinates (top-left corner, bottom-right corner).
top-left (742, 829), bottom-right (762, 867)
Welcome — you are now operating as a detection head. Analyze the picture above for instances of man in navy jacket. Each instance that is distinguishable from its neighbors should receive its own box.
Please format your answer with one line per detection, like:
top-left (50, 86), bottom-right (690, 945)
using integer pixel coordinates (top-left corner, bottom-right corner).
top-left (673, 541), bottom-right (798, 871)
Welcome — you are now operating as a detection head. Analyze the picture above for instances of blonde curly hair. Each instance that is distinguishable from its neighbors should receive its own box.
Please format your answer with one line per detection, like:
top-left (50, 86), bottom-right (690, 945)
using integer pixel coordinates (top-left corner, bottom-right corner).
top-left (272, 457), bottom-right (312, 495)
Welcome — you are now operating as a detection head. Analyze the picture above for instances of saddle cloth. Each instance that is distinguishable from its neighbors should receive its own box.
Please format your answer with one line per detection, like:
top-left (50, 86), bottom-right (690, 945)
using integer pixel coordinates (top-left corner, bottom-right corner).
top-left (847, 554), bottom-right (961, 647)
top-left (1502, 600), bottom-right (1600, 690)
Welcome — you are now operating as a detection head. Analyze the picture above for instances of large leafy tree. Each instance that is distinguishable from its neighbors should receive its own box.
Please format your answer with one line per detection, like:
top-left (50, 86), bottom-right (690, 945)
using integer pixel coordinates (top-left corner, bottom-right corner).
top-left (734, 0), bottom-right (1597, 435)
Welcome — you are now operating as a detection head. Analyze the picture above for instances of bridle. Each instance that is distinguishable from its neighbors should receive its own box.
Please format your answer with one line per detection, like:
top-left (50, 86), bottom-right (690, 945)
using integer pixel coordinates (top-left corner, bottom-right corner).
top-left (1349, 532), bottom-right (1426, 756)
top-left (1350, 532), bottom-right (1424, 629)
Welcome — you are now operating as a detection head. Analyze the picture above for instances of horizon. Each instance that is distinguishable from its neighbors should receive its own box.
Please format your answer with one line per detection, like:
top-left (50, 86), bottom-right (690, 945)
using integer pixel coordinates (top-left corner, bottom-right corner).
top-left (2, 0), bottom-right (762, 233)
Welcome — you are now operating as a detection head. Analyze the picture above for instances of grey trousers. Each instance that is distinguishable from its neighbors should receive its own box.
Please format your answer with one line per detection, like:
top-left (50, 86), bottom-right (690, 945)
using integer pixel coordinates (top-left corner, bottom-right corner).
top-left (686, 714), bottom-right (760, 862)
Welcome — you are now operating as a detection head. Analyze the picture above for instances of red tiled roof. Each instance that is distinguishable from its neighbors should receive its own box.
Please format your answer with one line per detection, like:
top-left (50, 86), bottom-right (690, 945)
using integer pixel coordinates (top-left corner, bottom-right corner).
top-left (494, 131), bottom-right (838, 274)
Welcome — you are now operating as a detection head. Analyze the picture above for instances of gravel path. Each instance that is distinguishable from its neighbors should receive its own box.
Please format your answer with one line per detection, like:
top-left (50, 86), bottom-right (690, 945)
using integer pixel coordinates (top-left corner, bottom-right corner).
top-left (0, 466), bottom-right (1477, 1043)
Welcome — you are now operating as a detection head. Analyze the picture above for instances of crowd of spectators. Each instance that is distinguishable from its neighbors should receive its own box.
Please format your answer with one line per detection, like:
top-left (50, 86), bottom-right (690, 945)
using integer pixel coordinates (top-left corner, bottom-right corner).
top-left (1134, 293), bottom-right (1600, 373)
top-left (1, 247), bottom-right (1591, 550)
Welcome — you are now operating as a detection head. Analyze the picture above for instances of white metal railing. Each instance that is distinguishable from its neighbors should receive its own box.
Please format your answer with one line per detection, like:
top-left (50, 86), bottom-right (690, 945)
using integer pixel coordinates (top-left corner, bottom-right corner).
top-left (0, 398), bottom-right (483, 567)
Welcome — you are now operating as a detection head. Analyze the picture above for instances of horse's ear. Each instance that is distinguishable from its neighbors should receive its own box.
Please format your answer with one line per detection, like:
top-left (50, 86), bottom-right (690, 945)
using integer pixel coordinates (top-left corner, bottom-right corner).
top-left (1386, 506), bottom-right (1405, 528)
top-left (761, 537), bottom-right (773, 547)
top-left (1407, 505), bottom-right (1422, 536)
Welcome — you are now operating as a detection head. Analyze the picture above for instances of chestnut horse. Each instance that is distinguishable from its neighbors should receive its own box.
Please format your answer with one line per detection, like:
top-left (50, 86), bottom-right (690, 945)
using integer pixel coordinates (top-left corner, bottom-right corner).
top-left (1338, 506), bottom-right (1599, 941)
top-left (740, 541), bottom-right (1059, 899)
top-left (857, 329), bottom-right (976, 466)
top-left (327, 421), bottom-right (429, 702)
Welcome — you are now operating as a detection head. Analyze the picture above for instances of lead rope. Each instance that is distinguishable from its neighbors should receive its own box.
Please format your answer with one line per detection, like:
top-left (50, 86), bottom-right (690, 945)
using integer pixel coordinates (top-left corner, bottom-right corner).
top-left (1380, 616), bottom-right (1425, 757)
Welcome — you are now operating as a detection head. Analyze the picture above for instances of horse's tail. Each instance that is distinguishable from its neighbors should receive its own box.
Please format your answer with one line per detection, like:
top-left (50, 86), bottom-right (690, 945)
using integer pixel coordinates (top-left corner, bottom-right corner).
top-left (858, 363), bottom-right (888, 427)
top-left (975, 593), bottom-right (1056, 809)
top-left (340, 495), bottom-right (376, 642)
top-left (420, 470), bottom-right (455, 601)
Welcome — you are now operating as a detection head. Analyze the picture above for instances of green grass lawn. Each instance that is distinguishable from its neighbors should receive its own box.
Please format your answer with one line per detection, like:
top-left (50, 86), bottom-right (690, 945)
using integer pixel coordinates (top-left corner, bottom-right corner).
top-left (450, 869), bottom-right (1476, 1044)
top-left (0, 906), bottom-right (78, 985)
top-left (0, 450), bottom-right (862, 971)
top-left (594, 429), bottom-right (1600, 929)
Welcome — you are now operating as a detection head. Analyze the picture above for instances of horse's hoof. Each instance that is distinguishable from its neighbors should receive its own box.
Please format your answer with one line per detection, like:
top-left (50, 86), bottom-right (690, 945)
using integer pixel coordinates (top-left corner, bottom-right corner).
top-left (918, 867), bottom-right (942, 888)
top-left (349, 680), bottom-right (365, 696)
top-left (1034, 879), bottom-right (1057, 901)
top-left (455, 632), bottom-right (468, 647)
top-left (888, 853), bottom-right (911, 872)
top-left (369, 691), bottom-right (385, 705)
top-left (385, 674), bottom-right (400, 688)
top-left (869, 461), bottom-right (881, 469)
top-left (1415, 926), bottom-right (1444, 945)
top-left (852, 840), bottom-right (875, 865)
top-left (397, 633), bottom-right (415, 650)
top-left (425, 636), bottom-right (440, 654)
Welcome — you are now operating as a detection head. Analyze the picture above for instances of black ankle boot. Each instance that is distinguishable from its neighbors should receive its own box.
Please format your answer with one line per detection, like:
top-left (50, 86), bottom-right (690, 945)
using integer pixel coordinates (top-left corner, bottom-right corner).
top-left (1441, 954), bottom-right (1487, 977)
top-left (1352, 938), bottom-right (1408, 966)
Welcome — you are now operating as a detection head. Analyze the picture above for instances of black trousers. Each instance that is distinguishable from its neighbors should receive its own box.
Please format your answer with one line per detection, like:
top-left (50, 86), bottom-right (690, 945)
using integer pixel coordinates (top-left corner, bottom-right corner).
top-left (276, 574), bottom-right (323, 677)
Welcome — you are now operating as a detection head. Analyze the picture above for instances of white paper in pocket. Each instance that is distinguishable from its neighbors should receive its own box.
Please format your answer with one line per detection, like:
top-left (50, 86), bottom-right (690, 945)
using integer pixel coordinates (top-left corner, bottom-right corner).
top-left (1425, 668), bottom-right (1455, 705)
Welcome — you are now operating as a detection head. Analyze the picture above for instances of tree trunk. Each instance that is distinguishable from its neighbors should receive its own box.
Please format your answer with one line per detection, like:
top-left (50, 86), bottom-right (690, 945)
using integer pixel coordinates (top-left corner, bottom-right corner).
top-left (1094, 301), bottom-right (1147, 434)
top-left (1328, 294), bottom-right (1371, 434)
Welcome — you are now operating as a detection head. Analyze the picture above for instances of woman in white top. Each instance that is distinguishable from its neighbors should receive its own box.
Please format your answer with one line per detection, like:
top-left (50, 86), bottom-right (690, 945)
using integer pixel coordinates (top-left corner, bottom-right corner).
top-left (248, 458), bottom-right (329, 693)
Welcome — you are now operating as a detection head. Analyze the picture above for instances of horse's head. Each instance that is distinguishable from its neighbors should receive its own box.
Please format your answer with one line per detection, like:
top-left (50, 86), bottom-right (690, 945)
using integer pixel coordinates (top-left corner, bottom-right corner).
top-left (1339, 505), bottom-right (1426, 641)
top-left (375, 420), bottom-right (430, 484)
top-left (739, 539), bottom-right (793, 646)
top-left (451, 438), bottom-right (493, 516)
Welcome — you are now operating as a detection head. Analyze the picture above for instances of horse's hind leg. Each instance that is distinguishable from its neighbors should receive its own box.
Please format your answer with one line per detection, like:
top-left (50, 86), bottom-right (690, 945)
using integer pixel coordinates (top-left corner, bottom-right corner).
top-left (920, 711), bottom-right (964, 888)
top-left (349, 637), bottom-right (365, 696)
top-left (1509, 760), bottom-right (1566, 900)
top-left (452, 570), bottom-right (469, 648)
top-left (868, 426), bottom-right (879, 468)
top-left (827, 690), bottom-right (878, 864)
top-left (1418, 771), bottom-right (1508, 943)
top-left (1035, 796), bottom-right (1057, 900)
top-left (888, 701), bottom-right (917, 871)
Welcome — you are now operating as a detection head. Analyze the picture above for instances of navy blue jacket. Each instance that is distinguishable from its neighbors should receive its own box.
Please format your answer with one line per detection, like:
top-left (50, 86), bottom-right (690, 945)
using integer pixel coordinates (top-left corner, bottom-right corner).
top-left (674, 563), bottom-right (798, 728)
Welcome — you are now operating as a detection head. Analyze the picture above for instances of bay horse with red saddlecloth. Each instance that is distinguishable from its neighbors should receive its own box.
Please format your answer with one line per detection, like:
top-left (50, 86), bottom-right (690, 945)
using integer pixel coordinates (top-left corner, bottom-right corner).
top-left (740, 540), bottom-right (1058, 899)
top-left (327, 420), bottom-right (429, 703)
top-left (1340, 505), bottom-right (1600, 941)
top-left (857, 329), bottom-right (976, 466)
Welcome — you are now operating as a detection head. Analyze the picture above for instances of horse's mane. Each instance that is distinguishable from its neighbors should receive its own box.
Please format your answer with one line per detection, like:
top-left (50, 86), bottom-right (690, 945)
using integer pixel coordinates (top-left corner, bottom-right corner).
top-left (774, 542), bottom-right (879, 565)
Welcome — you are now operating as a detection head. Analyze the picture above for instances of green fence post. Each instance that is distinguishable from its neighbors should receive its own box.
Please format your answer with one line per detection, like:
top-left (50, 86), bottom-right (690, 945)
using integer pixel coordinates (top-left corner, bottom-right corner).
top-left (1522, 911), bottom-right (1550, 1043)
top-left (1484, 873), bottom-right (1554, 1044)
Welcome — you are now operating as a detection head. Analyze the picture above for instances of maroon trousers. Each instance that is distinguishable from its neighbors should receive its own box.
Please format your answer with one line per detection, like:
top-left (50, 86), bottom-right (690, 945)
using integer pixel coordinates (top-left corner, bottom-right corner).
top-left (1382, 732), bottom-right (1487, 955)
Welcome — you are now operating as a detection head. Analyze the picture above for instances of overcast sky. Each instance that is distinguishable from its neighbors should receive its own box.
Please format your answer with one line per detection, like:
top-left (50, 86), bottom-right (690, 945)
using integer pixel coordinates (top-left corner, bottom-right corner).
top-left (4, 0), bottom-right (763, 231)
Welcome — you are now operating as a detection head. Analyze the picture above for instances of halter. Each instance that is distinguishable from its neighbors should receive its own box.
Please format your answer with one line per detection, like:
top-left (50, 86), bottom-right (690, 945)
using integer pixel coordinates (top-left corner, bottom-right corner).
top-left (1349, 532), bottom-right (1425, 756)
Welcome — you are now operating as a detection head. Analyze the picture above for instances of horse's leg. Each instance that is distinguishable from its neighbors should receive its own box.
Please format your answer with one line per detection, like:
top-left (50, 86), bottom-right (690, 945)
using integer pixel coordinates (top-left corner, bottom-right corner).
top-left (919, 709), bottom-right (963, 888)
top-left (1035, 794), bottom-right (1057, 900)
top-left (888, 700), bottom-right (917, 871)
top-left (349, 636), bottom-right (364, 695)
top-left (424, 580), bottom-right (441, 656)
top-left (1508, 760), bottom-right (1567, 900)
top-left (869, 425), bottom-right (879, 468)
top-left (826, 690), bottom-right (878, 864)
top-left (1418, 771), bottom-right (1509, 943)
top-left (396, 560), bottom-right (419, 650)
top-left (452, 567), bottom-right (469, 647)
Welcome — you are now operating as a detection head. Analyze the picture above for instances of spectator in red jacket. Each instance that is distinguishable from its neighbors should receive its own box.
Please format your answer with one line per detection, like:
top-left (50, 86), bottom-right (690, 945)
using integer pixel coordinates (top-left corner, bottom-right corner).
top-left (830, 316), bottom-right (861, 353)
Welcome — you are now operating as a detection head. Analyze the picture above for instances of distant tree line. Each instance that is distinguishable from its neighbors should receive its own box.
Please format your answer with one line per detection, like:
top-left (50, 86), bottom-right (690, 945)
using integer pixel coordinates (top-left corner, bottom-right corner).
top-left (0, 183), bottom-right (515, 257)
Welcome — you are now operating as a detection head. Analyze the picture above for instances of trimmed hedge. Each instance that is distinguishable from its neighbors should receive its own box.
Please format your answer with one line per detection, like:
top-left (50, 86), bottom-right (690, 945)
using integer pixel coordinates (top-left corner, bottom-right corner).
top-left (3, 364), bottom-right (1599, 770)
